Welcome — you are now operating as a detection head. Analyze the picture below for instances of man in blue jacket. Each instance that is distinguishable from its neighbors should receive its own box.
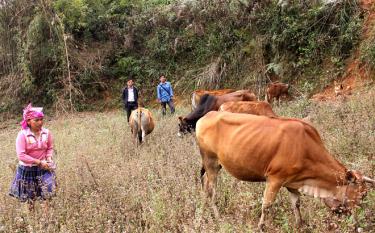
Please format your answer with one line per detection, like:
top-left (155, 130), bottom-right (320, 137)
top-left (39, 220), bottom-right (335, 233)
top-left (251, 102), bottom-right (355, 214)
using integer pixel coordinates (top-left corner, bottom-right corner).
top-left (157, 75), bottom-right (175, 115)
top-left (122, 78), bottom-right (139, 122)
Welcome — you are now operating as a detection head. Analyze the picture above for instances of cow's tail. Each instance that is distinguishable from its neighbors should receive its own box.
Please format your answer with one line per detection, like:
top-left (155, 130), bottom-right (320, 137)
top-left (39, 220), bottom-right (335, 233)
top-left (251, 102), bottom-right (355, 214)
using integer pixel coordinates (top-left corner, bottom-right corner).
top-left (137, 108), bottom-right (142, 144)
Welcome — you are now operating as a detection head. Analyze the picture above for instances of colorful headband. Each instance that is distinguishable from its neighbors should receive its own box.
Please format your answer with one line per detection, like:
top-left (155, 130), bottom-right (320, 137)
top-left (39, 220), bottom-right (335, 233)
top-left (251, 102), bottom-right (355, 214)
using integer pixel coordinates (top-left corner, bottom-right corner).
top-left (20, 103), bottom-right (44, 129)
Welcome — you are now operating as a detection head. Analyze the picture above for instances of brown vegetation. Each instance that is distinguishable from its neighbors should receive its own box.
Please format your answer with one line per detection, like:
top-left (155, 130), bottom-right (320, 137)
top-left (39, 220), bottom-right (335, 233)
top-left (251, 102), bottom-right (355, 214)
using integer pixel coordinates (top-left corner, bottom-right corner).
top-left (0, 86), bottom-right (374, 232)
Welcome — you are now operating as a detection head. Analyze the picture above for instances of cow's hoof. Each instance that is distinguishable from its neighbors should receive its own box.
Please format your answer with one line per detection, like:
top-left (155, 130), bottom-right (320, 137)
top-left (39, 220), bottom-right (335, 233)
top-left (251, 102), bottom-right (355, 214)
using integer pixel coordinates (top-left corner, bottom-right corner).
top-left (258, 223), bottom-right (266, 233)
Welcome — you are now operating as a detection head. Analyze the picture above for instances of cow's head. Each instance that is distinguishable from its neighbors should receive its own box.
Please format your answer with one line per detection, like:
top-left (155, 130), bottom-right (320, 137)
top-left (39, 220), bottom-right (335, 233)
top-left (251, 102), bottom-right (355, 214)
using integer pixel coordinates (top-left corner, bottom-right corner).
top-left (177, 116), bottom-right (194, 137)
top-left (323, 170), bottom-right (374, 215)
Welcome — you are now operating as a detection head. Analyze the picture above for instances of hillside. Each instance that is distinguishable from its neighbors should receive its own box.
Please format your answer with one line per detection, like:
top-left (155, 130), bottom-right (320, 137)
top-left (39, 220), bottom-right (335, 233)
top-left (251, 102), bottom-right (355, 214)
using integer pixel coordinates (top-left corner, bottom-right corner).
top-left (0, 0), bottom-right (374, 115)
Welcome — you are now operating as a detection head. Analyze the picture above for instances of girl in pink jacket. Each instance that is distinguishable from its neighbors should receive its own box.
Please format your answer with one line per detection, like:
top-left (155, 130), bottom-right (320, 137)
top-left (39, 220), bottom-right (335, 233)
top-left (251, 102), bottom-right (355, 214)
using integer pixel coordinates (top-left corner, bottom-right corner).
top-left (9, 103), bottom-right (56, 211)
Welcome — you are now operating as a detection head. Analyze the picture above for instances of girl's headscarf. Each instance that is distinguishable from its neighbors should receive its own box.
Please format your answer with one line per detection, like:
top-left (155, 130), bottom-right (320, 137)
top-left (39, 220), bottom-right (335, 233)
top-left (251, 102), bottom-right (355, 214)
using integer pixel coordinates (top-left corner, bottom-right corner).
top-left (20, 103), bottom-right (44, 129)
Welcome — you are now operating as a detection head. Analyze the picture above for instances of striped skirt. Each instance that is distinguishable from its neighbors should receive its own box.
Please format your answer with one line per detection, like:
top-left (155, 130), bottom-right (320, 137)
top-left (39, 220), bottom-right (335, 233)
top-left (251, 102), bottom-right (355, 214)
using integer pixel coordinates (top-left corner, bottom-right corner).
top-left (9, 165), bottom-right (56, 202)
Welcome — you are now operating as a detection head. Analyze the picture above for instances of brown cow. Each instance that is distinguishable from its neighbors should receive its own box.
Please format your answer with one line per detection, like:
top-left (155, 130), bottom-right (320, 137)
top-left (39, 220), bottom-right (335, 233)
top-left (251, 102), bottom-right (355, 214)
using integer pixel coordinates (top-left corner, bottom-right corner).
top-left (129, 107), bottom-right (155, 145)
top-left (265, 82), bottom-right (289, 104)
top-left (178, 90), bottom-right (256, 135)
top-left (219, 101), bottom-right (277, 117)
top-left (191, 89), bottom-right (235, 110)
top-left (196, 111), bottom-right (374, 231)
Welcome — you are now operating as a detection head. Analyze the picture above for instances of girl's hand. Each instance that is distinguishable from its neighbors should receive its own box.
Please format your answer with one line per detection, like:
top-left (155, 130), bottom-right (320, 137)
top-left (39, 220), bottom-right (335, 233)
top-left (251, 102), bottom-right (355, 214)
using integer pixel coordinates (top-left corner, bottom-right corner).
top-left (40, 160), bottom-right (50, 170)
top-left (35, 159), bottom-right (41, 166)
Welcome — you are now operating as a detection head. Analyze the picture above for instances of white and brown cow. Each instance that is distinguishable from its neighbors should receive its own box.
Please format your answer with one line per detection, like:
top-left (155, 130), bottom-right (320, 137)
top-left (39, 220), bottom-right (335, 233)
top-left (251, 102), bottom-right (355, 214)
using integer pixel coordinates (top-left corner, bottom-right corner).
top-left (129, 107), bottom-right (155, 145)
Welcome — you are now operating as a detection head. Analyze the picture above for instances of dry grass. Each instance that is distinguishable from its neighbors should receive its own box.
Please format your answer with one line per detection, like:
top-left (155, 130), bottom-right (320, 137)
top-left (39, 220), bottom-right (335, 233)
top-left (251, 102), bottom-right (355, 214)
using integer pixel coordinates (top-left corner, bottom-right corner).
top-left (0, 93), bottom-right (374, 232)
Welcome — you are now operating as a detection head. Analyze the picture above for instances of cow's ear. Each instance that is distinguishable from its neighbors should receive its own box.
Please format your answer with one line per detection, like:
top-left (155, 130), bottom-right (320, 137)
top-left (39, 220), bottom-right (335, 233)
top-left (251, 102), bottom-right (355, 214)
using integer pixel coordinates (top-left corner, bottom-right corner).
top-left (178, 116), bottom-right (183, 123)
top-left (346, 170), bottom-right (363, 183)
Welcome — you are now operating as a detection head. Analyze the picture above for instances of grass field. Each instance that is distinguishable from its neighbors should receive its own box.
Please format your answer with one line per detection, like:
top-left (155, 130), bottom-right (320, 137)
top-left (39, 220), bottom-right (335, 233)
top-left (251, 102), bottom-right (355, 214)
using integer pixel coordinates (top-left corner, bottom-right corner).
top-left (0, 91), bottom-right (374, 232)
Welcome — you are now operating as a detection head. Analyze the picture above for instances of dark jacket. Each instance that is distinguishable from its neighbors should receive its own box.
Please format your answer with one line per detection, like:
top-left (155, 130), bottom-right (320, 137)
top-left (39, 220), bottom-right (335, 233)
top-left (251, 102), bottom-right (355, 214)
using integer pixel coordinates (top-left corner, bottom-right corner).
top-left (122, 86), bottom-right (139, 108)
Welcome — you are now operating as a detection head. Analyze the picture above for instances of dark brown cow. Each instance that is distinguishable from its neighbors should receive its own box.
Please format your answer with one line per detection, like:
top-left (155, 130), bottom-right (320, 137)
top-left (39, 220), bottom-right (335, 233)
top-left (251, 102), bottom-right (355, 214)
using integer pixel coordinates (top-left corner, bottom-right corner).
top-left (265, 82), bottom-right (289, 104)
top-left (219, 101), bottom-right (277, 117)
top-left (178, 90), bottom-right (256, 135)
top-left (191, 89), bottom-right (235, 110)
top-left (196, 111), bottom-right (374, 231)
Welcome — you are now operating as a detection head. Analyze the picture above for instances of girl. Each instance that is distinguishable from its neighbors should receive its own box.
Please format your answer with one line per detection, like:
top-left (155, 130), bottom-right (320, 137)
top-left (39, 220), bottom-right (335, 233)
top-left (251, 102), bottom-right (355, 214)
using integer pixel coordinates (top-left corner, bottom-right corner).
top-left (9, 103), bottom-right (56, 210)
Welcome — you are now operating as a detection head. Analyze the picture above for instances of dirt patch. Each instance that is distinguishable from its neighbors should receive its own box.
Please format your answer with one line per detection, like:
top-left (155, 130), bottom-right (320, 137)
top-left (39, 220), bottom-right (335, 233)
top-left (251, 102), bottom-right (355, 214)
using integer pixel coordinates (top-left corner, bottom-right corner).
top-left (312, 0), bottom-right (375, 101)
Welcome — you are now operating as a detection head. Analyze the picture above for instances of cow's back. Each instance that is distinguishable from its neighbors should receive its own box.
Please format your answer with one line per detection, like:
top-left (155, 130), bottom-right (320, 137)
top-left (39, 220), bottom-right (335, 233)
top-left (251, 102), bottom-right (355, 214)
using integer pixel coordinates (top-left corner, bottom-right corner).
top-left (219, 101), bottom-right (276, 117)
top-left (196, 112), bottom-right (326, 181)
top-left (216, 90), bottom-right (257, 107)
top-left (192, 89), bottom-right (235, 110)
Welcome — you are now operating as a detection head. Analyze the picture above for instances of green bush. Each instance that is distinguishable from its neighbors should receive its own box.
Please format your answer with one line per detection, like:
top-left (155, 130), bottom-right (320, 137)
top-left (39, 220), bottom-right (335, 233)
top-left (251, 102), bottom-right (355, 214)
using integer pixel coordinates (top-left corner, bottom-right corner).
top-left (22, 13), bottom-right (64, 106)
top-left (360, 27), bottom-right (375, 73)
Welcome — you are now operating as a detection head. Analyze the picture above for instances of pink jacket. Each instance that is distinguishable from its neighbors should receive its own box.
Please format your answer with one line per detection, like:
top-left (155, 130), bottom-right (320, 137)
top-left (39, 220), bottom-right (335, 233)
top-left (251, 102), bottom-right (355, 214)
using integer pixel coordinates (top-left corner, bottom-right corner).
top-left (16, 128), bottom-right (54, 166)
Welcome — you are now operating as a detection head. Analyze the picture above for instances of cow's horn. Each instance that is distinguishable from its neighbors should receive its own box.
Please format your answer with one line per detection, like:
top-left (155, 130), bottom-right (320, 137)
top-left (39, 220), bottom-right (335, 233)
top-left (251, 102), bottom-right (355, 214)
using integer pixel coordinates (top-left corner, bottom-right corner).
top-left (363, 176), bottom-right (375, 184)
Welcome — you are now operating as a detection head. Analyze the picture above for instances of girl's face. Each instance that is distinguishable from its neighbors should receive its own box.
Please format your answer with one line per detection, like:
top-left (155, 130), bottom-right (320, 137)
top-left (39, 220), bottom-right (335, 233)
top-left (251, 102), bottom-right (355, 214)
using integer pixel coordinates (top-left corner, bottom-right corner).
top-left (28, 117), bottom-right (43, 132)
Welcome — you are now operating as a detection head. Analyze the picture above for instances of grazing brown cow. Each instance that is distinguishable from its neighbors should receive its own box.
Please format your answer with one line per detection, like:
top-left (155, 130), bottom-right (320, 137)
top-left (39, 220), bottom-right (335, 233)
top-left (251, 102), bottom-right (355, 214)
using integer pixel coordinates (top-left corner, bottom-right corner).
top-left (178, 90), bottom-right (256, 135)
top-left (219, 101), bottom-right (277, 117)
top-left (129, 107), bottom-right (155, 145)
top-left (265, 82), bottom-right (289, 104)
top-left (196, 111), bottom-right (374, 231)
top-left (191, 89), bottom-right (235, 110)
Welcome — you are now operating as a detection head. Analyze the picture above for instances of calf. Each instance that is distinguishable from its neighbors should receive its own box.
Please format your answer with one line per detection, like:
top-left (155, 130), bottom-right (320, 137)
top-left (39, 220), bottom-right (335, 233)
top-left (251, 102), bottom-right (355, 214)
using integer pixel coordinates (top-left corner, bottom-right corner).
top-left (265, 82), bottom-right (289, 105)
top-left (334, 81), bottom-right (343, 97)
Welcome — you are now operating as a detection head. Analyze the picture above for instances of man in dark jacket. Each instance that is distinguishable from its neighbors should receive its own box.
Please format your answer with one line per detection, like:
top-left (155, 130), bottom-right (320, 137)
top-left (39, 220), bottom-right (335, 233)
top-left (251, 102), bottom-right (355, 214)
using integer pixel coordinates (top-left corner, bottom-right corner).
top-left (122, 78), bottom-right (139, 122)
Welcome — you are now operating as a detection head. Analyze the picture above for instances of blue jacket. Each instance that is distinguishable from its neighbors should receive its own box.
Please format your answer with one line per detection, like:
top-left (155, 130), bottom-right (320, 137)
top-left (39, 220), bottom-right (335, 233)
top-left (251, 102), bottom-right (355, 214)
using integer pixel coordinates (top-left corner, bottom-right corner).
top-left (157, 82), bottom-right (174, 102)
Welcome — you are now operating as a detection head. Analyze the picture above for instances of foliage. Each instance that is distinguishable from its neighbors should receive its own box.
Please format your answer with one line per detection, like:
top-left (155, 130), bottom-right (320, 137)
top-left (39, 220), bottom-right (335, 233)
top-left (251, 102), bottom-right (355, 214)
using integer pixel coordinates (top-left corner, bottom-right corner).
top-left (0, 0), bottom-right (366, 115)
top-left (360, 26), bottom-right (375, 73)
top-left (22, 13), bottom-right (64, 105)
top-left (253, 1), bottom-right (362, 79)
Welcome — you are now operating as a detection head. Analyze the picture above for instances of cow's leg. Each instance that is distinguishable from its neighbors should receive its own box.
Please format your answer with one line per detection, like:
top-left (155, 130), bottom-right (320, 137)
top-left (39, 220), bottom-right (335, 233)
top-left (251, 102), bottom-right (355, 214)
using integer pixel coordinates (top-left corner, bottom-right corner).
top-left (137, 129), bottom-right (142, 145)
top-left (135, 124), bottom-right (142, 146)
top-left (258, 179), bottom-right (282, 232)
top-left (287, 188), bottom-right (303, 226)
top-left (131, 125), bottom-right (138, 145)
top-left (201, 152), bottom-right (221, 218)
top-left (141, 126), bottom-right (146, 143)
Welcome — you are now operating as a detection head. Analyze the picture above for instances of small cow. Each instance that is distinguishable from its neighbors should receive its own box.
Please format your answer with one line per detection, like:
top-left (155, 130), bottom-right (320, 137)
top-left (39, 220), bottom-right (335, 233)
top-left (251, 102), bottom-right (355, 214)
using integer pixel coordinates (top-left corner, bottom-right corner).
top-left (219, 101), bottom-right (277, 117)
top-left (196, 111), bottom-right (374, 231)
top-left (129, 107), bottom-right (155, 145)
top-left (178, 90), bottom-right (256, 135)
top-left (191, 89), bottom-right (235, 110)
top-left (334, 81), bottom-right (343, 97)
top-left (265, 82), bottom-right (289, 105)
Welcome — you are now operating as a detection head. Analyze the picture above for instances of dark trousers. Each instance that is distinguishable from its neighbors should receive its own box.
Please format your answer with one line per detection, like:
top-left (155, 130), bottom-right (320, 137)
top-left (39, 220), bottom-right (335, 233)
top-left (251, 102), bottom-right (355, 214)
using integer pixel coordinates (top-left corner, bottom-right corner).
top-left (125, 102), bottom-right (138, 122)
top-left (161, 100), bottom-right (175, 115)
